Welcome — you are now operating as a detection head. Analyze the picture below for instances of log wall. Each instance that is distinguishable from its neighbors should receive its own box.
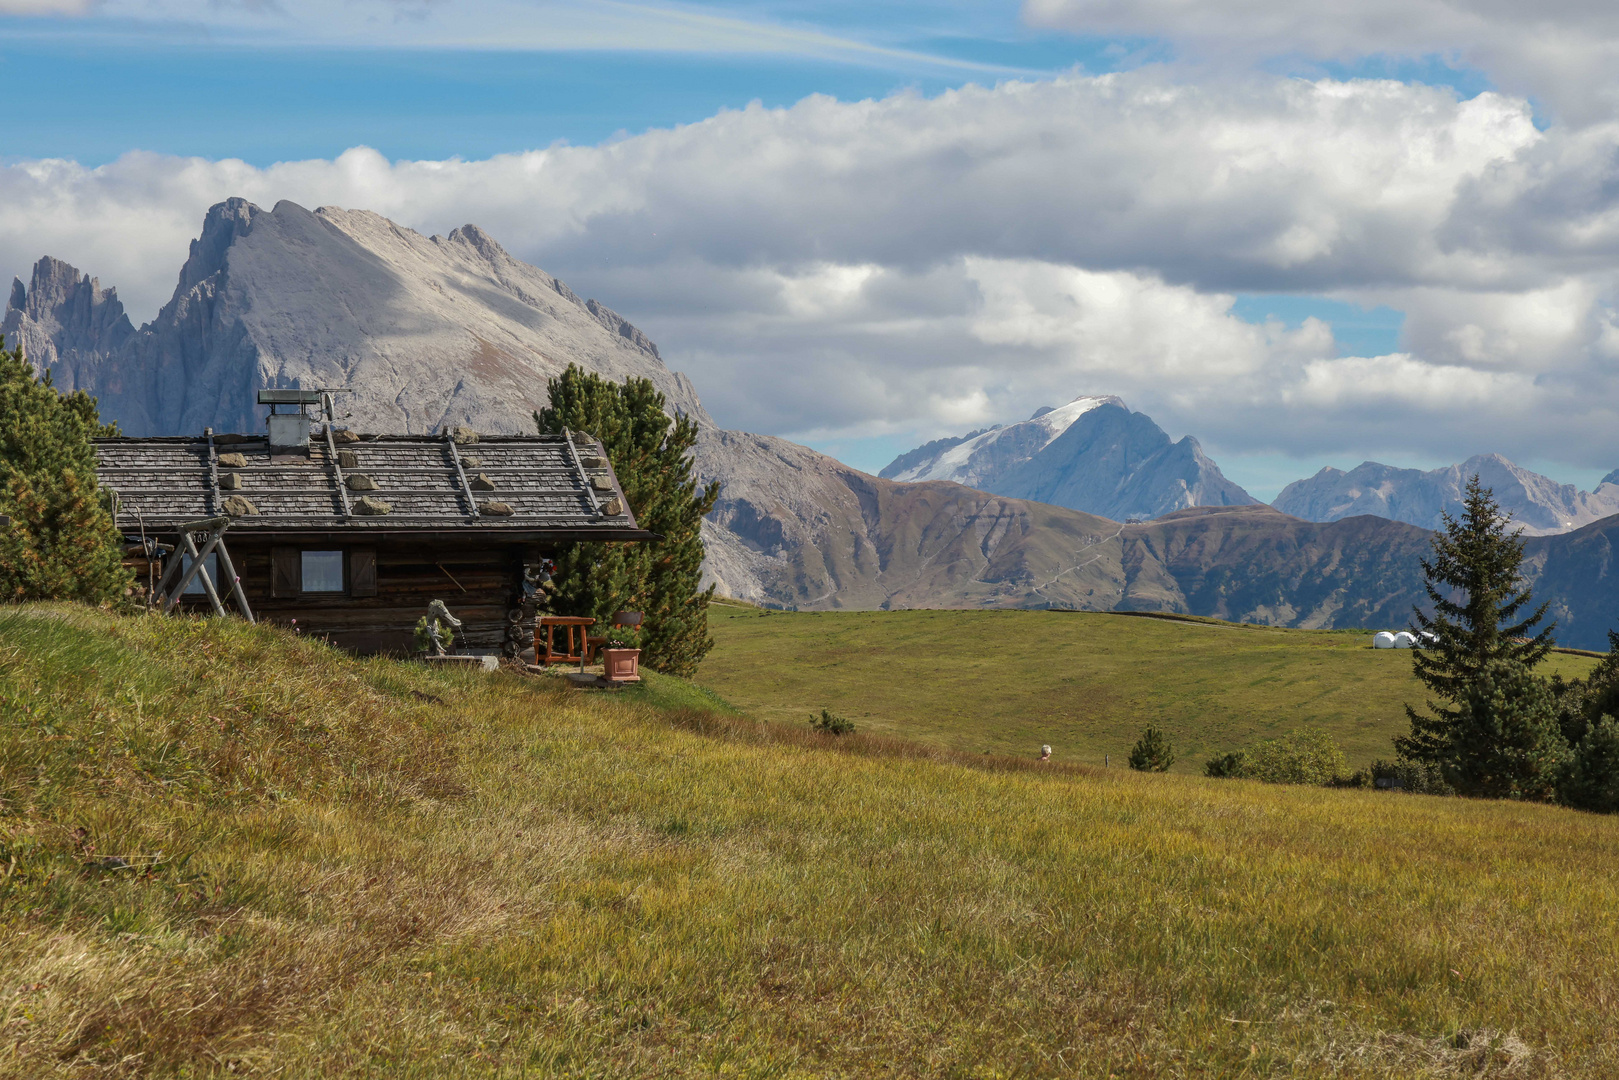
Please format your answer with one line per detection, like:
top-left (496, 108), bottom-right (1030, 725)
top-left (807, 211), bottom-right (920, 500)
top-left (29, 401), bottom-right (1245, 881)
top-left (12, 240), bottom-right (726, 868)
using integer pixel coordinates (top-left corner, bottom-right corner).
top-left (171, 541), bottom-right (537, 655)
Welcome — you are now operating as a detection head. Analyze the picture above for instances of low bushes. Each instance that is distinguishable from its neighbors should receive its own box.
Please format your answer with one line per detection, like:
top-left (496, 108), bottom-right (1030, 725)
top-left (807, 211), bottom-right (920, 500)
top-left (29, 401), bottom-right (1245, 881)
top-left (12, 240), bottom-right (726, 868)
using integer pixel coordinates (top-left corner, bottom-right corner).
top-left (1204, 729), bottom-right (1347, 785)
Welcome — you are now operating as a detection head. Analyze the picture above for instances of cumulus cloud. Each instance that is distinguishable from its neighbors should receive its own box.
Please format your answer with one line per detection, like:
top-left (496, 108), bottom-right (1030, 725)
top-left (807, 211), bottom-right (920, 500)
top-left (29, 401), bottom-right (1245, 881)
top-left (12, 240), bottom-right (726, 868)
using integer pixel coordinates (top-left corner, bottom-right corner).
top-left (1023, 0), bottom-right (1619, 123)
top-left (2, 71), bottom-right (1618, 471)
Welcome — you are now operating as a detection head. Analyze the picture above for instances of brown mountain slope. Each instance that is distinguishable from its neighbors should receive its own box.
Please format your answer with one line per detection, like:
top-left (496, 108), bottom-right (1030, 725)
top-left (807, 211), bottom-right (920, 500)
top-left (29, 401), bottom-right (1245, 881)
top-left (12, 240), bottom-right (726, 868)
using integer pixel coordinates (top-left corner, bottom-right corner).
top-left (698, 438), bottom-right (1445, 630)
top-left (1523, 515), bottom-right (1619, 651)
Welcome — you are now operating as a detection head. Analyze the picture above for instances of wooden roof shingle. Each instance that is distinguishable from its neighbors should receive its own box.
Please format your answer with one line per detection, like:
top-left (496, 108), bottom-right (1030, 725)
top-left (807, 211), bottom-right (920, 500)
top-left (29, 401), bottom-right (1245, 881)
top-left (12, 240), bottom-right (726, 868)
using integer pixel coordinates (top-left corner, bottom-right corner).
top-left (95, 431), bottom-right (658, 543)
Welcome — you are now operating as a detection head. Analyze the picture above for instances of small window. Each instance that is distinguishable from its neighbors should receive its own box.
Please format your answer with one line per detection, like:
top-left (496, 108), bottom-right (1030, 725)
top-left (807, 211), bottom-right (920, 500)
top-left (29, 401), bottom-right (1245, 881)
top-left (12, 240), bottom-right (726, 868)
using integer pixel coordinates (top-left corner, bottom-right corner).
top-left (301, 550), bottom-right (345, 593)
top-left (182, 552), bottom-right (218, 595)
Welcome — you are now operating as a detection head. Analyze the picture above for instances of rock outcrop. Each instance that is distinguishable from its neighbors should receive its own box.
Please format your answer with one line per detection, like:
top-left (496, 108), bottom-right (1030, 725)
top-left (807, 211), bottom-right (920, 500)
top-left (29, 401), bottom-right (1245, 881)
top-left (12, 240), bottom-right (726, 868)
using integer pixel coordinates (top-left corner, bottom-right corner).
top-left (4, 199), bottom-right (708, 437)
top-left (881, 396), bottom-right (1257, 521)
top-left (1272, 454), bottom-right (1619, 536)
top-left (1, 257), bottom-right (136, 384)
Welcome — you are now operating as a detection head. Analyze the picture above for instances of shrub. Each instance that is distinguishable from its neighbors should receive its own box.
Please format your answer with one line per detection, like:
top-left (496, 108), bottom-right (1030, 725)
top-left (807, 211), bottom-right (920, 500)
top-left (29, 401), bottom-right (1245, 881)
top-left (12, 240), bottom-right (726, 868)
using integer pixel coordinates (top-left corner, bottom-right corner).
top-left (812, 709), bottom-right (855, 736)
top-left (1128, 726), bottom-right (1174, 772)
top-left (1207, 730), bottom-right (1348, 786)
top-left (1242, 729), bottom-right (1347, 785)
top-left (0, 336), bottom-right (131, 604)
top-left (1368, 758), bottom-right (1453, 795)
top-left (1561, 714), bottom-right (1619, 814)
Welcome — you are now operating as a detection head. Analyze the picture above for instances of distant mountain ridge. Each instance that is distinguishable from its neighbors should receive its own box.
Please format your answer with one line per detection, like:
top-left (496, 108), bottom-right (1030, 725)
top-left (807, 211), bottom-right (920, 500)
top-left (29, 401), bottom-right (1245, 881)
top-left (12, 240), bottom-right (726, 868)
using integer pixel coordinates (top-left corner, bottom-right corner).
top-left (1273, 453), bottom-right (1619, 537)
top-left (5, 199), bottom-right (1615, 649)
top-left (881, 396), bottom-right (1257, 521)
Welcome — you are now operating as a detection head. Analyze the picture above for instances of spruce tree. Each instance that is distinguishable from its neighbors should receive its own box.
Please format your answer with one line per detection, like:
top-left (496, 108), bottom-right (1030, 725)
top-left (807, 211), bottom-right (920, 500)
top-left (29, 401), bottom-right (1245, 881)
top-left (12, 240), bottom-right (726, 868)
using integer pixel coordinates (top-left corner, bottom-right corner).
top-left (1554, 631), bottom-right (1619, 813)
top-left (1128, 726), bottom-right (1174, 771)
top-left (1396, 475), bottom-right (1561, 796)
top-left (535, 365), bottom-right (719, 677)
top-left (0, 336), bottom-right (131, 604)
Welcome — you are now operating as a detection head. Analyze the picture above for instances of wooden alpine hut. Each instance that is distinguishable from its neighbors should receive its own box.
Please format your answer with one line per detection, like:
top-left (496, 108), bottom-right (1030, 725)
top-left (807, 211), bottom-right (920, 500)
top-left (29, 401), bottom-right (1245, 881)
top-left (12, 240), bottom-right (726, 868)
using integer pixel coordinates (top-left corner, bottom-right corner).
top-left (94, 389), bottom-right (655, 655)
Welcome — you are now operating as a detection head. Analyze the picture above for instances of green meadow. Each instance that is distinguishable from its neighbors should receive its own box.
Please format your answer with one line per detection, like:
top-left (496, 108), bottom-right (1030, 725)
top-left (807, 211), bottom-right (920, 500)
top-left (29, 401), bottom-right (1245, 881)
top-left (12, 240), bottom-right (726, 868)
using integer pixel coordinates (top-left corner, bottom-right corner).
top-left (3, 604), bottom-right (1617, 1077)
top-left (696, 605), bottom-right (1602, 770)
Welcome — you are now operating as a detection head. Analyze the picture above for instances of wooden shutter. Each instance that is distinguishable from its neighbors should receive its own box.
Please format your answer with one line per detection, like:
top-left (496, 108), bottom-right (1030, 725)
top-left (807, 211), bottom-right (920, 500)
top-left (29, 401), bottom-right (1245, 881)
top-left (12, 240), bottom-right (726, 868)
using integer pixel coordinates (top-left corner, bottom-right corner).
top-left (271, 547), bottom-right (300, 598)
top-left (349, 549), bottom-right (378, 597)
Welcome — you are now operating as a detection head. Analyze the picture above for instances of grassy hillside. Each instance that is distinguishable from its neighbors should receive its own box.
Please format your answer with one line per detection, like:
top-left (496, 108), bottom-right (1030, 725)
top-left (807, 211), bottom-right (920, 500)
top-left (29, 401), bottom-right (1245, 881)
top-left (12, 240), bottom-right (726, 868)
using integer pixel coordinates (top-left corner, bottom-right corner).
top-left (4, 605), bottom-right (1618, 1077)
top-left (697, 606), bottom-right (1601, 769)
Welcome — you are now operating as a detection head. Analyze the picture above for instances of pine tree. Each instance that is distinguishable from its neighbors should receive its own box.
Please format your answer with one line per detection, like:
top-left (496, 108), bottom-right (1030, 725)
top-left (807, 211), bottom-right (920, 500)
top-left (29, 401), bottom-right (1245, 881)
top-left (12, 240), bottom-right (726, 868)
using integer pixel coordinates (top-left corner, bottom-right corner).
top-left (1439, 660), bottom-right (1568, 800)
top-left (1554, 630), bottom-right (1619, 813)
top-left (1395, 475), bottom-right (1562, 796)
top-left (1128, 726), bottom-right (1174, 771)
top-left (535, 365), bottom-right (719, 677)
top-left (0, 336), bottom-right (131, 604)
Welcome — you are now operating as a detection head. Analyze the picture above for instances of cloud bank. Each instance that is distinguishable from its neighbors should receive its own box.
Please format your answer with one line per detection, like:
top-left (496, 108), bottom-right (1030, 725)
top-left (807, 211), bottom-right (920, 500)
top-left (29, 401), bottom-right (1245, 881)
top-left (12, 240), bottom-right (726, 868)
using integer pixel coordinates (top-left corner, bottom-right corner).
top-left (3, 72), bottom-right (1618, 472)
top-left (1025, 0), bottom-right (1619, 123)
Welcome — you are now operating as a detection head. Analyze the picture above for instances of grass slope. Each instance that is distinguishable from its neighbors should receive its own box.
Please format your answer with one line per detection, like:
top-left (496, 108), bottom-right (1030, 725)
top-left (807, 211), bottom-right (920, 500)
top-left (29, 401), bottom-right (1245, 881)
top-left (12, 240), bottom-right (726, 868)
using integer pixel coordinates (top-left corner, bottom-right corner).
top-left (697, 607), bottom-right (1601, 769)
top-left (4, 605), bottom-right (1618, 1077)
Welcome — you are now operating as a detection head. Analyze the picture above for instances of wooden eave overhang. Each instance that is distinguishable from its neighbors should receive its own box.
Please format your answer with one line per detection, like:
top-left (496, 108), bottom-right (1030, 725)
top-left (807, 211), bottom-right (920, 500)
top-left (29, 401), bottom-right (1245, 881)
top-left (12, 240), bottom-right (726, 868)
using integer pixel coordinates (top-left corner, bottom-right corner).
top-left (95, 432), bottom-right (661, 543)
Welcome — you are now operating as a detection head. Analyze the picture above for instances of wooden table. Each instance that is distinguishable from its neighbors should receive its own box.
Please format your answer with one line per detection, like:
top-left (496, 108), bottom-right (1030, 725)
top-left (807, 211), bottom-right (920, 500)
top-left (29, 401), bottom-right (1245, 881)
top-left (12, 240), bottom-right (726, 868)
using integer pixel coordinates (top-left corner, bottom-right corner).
top-left (536, 616), bottom-right (595, 666)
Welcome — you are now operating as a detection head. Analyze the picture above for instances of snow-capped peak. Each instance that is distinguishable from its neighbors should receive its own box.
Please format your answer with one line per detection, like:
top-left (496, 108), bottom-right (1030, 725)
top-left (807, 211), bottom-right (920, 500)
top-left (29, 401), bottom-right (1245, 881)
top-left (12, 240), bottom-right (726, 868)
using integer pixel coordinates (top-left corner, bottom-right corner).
top-left (892, 394), bottom-right (1125, 485)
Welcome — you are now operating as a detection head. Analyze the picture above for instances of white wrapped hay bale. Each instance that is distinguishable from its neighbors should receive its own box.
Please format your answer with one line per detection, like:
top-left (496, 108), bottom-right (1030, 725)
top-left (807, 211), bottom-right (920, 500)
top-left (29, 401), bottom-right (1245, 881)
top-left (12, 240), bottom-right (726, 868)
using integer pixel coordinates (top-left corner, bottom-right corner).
top-left (1373, 632), bottom-right (1396, 649)
top-left (1393, 631), bottom-right (1417, 649)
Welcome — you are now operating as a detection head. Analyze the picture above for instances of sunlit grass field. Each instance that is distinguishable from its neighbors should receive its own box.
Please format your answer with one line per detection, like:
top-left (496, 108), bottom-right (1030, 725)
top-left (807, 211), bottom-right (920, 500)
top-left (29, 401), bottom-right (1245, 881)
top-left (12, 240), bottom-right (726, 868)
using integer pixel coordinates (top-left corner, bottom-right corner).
top-left (696, 605), bottom-right (1602, 769)
top-left (3, 604), bottom-right (1617, 1077)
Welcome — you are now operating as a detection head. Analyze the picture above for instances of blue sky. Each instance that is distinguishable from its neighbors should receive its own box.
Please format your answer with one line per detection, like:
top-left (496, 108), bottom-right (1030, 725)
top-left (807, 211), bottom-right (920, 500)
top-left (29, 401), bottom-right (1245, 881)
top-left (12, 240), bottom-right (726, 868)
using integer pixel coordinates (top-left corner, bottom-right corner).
top-left (3, 0), bottom-right (1616, 499)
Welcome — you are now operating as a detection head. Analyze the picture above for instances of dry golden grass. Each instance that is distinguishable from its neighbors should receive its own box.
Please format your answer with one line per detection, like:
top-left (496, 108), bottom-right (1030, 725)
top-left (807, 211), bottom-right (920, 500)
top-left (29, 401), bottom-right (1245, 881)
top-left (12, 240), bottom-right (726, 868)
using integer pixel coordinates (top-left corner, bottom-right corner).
top-left (2, 604), bottom-right (1617, 1077)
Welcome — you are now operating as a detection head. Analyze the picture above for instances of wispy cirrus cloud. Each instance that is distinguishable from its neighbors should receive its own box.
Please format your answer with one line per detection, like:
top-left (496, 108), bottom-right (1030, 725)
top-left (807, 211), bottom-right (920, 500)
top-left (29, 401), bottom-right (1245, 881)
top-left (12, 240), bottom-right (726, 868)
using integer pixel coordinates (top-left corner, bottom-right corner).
top-left (1, 0), bottom-right (1032, 74)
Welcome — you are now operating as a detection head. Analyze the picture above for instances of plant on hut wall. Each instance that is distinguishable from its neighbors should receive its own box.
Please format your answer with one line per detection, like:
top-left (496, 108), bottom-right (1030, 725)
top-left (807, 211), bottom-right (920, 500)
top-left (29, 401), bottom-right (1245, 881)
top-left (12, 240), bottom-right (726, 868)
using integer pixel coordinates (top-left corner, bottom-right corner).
top-left (535, 365), bottom-right (719, 678)
top-left (0, 336), bottom-right (131, 605)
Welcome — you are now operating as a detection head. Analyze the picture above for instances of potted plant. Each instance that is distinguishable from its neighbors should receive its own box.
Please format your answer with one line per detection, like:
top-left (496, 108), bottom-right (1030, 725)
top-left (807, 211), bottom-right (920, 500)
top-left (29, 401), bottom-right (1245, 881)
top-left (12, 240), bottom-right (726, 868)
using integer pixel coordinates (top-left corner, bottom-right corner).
top-left (600, 626), bottom-right (642, 682)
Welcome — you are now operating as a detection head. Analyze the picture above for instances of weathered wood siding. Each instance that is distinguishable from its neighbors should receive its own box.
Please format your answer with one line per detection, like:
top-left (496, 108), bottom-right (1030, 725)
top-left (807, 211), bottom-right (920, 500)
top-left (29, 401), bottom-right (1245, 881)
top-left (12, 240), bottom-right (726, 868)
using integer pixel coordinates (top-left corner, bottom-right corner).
top-left (172, 542), bottom-right (533, 654)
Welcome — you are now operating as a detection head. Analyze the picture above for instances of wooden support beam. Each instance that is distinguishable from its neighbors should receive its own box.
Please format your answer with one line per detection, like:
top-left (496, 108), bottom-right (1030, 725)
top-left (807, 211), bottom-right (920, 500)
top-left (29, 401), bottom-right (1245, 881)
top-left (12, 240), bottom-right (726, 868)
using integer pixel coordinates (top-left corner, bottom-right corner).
top-left (206, 428), bottom-right (221, 517)
top-left (324, 422), bottom-right (355, 519)
top-left (444, 432), bottom-right (480, 521)
top-left (162, 524), bottom-right (229, 614)
top-left (562, 428), bottom-right (603, 516)
top-left (212, 536), bottom-right (255, 624)
top-left (171, 531), bottom-right (227, 617)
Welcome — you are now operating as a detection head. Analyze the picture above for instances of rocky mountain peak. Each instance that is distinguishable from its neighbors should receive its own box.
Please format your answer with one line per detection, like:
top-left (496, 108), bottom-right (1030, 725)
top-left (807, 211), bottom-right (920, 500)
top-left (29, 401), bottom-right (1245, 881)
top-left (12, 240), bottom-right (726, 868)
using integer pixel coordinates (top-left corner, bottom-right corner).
top-left (2, 255), bottom-right (135, 378)
top-left (1272, 453), bottom-right (1619, 535)
top-left (879, 395), bottom-right (1254, 521)
top-left (7, 197), bottom-right (709, 436)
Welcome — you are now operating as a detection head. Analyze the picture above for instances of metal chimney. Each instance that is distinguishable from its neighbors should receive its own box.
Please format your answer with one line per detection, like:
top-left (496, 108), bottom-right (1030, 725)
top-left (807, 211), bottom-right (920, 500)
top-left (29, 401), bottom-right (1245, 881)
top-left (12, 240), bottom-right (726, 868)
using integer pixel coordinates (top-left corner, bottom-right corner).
top-left (257, 388), bottom-right (350, 453)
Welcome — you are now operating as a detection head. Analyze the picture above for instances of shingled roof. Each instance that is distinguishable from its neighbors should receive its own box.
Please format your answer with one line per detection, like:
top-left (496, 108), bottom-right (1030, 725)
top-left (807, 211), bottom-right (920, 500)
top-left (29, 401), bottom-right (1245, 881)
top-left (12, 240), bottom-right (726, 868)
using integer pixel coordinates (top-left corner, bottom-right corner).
top-left (95, 431), bottom-right (658, 542)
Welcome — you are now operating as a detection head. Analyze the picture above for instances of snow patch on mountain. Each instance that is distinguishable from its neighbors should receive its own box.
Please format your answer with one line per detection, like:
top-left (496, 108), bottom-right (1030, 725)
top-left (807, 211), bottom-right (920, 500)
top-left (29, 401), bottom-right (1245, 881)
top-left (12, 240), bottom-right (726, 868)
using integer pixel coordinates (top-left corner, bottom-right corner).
top-left (885, 395), bottom-right (1124, 486)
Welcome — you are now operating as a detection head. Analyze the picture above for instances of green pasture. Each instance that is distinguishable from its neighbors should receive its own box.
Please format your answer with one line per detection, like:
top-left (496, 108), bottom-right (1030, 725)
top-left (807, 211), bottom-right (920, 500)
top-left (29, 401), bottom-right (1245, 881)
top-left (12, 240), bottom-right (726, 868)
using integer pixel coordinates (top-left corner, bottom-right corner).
top-left (697, 605), bottom-right (1602, 770)
top-left (4, 605), bottom-right (1619, 1075)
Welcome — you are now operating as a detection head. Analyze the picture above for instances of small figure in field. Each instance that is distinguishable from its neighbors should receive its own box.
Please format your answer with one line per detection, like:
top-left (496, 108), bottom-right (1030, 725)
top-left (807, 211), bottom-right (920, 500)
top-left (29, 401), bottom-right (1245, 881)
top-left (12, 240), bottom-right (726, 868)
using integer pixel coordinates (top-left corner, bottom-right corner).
top-left (1038, 744), bottom-right (1052, 762)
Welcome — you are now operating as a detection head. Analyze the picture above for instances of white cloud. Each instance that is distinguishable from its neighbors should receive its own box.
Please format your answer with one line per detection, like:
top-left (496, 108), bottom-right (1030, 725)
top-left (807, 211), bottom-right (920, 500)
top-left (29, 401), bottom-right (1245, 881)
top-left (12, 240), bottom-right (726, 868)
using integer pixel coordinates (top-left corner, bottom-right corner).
top-left (0, 0), bottom-right (93, 12)
top-left (1023, 0), bottom-right (1619, 123)
top-left (3, 71), bottom-right (1618, 472)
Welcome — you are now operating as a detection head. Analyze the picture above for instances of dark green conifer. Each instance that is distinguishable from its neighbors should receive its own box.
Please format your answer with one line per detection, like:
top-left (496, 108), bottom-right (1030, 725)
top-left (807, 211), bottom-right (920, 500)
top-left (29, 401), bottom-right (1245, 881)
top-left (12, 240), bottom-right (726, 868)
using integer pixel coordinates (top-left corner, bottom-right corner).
top-left (0, 336), bottom-right (131, 604)
top-left (1128, 726), bottom-right (1174, 771)
top-left (1396, 475), bottom-right (1562, 797)
top-left (535, 365), bottom-right (719, 677)
top-left (1554, 631), bottom-right (1619, 813)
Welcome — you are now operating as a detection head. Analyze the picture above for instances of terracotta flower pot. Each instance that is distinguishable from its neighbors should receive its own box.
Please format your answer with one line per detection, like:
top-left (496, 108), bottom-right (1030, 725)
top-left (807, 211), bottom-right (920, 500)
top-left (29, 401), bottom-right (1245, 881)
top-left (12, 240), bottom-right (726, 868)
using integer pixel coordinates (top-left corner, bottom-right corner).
top-left (602, 648), bottom-right (641, 683)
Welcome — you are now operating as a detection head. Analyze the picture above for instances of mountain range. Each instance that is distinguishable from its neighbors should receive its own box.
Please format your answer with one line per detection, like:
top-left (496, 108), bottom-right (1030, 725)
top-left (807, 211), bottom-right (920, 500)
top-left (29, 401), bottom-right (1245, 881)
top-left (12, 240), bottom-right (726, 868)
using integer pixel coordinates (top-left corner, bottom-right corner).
top-left (1274, 455), bottom-right (1619, 536)
top-left (5, 199), bottom-right (1617, 648)
top-left (880, 395), bottom-right (1258, 521)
